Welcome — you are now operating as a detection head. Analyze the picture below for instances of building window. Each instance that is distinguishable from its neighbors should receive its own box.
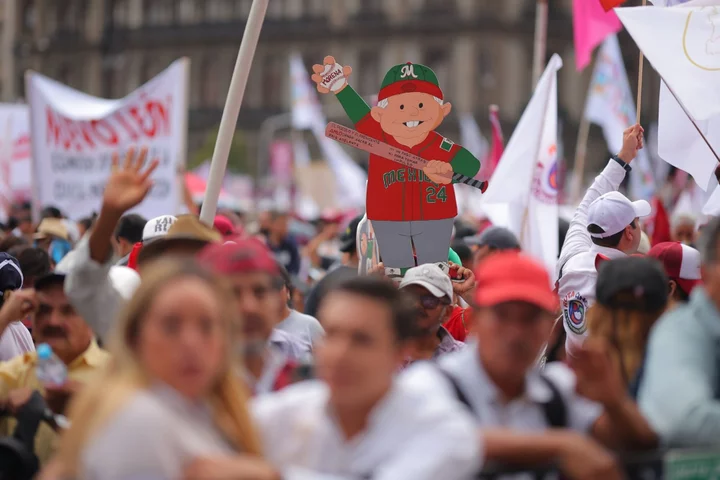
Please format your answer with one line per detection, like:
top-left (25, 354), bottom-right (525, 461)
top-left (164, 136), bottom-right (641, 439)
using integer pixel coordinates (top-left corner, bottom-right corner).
top-left (358, 51), bottom-right (379, 97)
top-left (113, 0), bottom-right (130, 27)
top-left (424, 48), bottom-right (450, 90)
top-left (478, 48), bottom-right (495, 88)
top-left (205, 0), bottom-right (234, 21)
top-left (57, 64), bottom-right (71, 86)
top-left (56, 0), bottom-right (77, 32)
top-left (261, 55), bottom-right (283, 108)
top-left (144, 0), bottom-right (175, 26)
top-left (200, 57), bottom-right (222, 107)
top-left (234, 0), bottom-right (253, 19)
top-left (21, 0), bottom-right (35, 34)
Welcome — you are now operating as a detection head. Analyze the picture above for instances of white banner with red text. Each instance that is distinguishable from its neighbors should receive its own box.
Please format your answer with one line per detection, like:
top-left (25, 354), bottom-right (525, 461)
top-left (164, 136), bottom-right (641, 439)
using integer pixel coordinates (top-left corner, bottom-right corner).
top-left (26, 58), bottom-right (189, 220)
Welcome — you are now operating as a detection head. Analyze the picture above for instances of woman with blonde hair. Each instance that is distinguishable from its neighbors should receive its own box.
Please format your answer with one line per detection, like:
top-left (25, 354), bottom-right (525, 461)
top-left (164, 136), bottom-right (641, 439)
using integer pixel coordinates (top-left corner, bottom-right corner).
top-left (49, 259), bottom-right (280, 479)
top-left (584, 256), bottom-right (668, 395)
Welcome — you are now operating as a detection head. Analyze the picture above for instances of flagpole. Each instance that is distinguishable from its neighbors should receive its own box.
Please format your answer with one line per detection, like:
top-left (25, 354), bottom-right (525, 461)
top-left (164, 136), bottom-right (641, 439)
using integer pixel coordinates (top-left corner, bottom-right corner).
top-left (571, 115), bottom-right (591, 204)
top-left (532, 0), bottom-right (549, 86)
top-left (663, 80), bottom-right (720, 163)
top-left (200, 0), bottom-right (269, 225)
top-left (635, 0), bottom-right (647, 123)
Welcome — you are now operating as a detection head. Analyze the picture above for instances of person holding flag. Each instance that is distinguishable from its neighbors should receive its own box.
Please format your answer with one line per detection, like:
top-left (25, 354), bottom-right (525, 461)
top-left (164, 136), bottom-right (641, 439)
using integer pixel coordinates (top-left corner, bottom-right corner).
top-left (311, 56), bottom-right (481, 281)
top-left (557, 124), bottom-right (648, 358)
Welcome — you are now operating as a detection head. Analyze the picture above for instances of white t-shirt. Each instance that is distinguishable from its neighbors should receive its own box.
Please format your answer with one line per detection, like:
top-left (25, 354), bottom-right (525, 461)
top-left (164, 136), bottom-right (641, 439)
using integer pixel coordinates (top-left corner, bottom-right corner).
top-left (0, 321), bottom-right (35, 362)
top-left (276, 310), bottom-right (325, 346)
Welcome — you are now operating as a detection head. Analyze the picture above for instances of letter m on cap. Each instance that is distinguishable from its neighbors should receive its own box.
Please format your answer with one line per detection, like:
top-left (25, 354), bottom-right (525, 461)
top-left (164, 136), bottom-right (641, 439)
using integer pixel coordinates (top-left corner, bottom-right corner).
top-left (440, 138), bottom-right (454, 152)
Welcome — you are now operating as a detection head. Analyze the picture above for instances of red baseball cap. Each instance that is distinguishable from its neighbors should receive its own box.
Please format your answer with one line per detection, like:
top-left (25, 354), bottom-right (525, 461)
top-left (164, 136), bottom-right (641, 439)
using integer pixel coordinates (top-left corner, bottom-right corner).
top-left (647, 242), bottom-right (702, 295)
top-left (474, 252), bottom-right (557, 313)
top-left (213, 215), bottom-right (236, 238)
top-left (197, 237), bottom-right (278, 276)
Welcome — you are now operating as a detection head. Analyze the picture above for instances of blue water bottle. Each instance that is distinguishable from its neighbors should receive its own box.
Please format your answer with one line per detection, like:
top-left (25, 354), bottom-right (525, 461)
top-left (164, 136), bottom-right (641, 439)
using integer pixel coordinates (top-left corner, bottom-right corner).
top-left (36, 343), bottom-right (67, 387)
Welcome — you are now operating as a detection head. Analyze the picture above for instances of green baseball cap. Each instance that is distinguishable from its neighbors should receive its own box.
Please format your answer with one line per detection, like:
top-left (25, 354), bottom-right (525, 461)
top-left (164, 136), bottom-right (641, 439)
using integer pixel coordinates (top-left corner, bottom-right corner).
top-left (378, 62), bottom-right (443, 102)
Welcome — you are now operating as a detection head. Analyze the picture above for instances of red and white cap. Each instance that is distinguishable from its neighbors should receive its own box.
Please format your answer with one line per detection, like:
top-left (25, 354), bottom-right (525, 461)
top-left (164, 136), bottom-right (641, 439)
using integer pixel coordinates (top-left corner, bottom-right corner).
top-left (587, 191), bottom-right (651, 238)
top-left (647, 242), bottom-right (702, 295)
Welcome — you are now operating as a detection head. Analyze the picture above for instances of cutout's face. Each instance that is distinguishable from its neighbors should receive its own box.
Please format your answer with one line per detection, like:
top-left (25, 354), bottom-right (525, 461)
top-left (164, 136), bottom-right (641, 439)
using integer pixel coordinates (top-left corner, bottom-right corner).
top-left (370, 92), bottom-right (451, 140)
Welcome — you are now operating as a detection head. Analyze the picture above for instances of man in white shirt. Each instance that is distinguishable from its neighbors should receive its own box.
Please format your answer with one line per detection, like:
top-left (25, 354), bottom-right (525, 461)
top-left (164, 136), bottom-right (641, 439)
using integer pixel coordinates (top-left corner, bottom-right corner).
top-left (0, 253), bottom-right (34, 361)
top-left (437, 252), bottom-right (657, 479)
top-left (252, 276), bottom-right (480, 480)
top-left (275, 262), bottom-right (324, 347)
top-left (557, 124), bottom-right (650, 356)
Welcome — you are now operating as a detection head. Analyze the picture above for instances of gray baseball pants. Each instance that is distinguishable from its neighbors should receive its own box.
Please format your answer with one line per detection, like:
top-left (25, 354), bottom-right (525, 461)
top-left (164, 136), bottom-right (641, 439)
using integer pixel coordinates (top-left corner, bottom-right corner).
top-left (371, 219), bottom-right (454, 268)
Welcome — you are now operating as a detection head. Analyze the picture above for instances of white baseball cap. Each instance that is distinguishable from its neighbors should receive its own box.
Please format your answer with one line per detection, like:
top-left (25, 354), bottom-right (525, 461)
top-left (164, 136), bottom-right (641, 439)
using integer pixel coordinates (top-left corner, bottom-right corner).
top-left (399, 264), bottom-right (453, 300)
top-left (142, 215), bottom-right (177, 242)
top-left (587, 191), bottom-right (651, 238)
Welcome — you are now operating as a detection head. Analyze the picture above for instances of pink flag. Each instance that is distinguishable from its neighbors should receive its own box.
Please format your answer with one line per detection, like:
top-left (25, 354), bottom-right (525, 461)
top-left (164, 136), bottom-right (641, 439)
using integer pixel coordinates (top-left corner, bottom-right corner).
top-left (573, 0), bottom-right (623, 71)
top-left (484, 105), bottom-right (504, 178)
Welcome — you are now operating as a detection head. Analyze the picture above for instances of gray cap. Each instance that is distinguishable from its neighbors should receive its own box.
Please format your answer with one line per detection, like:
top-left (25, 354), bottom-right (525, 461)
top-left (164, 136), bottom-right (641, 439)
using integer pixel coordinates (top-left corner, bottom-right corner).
top-left (465, 226), bottom-right (521, 250)
top-left (399, 263), bottom-right (453, 300)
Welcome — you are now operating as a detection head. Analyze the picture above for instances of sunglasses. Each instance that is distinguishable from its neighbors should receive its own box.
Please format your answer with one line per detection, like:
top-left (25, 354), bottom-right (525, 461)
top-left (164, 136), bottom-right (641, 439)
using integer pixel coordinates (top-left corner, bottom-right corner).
top-left (419, 294), bottom-right (450, 310)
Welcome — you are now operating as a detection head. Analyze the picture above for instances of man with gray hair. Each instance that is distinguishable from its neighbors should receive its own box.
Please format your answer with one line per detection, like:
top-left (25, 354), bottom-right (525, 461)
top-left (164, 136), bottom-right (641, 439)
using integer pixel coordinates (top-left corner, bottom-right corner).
top-left (638, 216), bottom-right (720, 447)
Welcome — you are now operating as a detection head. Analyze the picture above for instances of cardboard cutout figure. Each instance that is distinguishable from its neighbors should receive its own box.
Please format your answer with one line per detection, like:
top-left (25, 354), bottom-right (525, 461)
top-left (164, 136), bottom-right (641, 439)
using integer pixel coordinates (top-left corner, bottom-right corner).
top-left (356, 213), bottom-right (380, 276)
top-left (312, 56), bottom-right (482, 280)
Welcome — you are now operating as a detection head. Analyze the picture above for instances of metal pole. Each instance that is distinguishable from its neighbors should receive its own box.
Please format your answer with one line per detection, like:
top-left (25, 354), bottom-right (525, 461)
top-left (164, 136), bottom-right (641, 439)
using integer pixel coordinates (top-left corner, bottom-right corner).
top-left (532, 0), bottom-right (549, 87)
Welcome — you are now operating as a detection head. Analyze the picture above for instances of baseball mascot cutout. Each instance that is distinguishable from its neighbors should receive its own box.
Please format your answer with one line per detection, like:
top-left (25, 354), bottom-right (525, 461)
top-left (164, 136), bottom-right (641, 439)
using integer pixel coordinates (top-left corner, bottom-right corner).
top-left (312, 56), bottom-right (485, 280)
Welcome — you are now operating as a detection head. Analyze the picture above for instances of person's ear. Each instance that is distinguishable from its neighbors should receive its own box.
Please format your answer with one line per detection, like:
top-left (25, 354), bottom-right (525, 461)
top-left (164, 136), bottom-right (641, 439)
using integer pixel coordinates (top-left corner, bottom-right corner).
top-left (442, 304), bottom-right (453, 322)
top-left (441, 102), bottom-right (452, 118)
top-left (669, 280), bottom-right (677, 297)
top-left (371, 106), bottom-right (384, 123)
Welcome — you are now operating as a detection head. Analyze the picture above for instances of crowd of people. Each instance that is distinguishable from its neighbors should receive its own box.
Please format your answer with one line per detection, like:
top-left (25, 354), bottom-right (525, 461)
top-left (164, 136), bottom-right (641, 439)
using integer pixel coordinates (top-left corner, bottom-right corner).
top-left (0, 124), bottom-right (717, 479)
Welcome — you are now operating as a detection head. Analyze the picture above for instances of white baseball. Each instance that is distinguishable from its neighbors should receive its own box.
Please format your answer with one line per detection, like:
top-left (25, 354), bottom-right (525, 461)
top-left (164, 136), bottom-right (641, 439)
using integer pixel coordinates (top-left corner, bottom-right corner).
top-left (320, 63), bottom-right (347, 92)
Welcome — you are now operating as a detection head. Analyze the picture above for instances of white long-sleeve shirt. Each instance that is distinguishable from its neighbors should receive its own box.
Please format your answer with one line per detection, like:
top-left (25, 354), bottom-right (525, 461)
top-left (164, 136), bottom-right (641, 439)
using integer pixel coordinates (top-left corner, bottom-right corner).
top-left (252, 364), bottom-right (481, 480)
top-left (556, 160), bottom-right (627, 355)
top-left (64, 239), bottom-right (125, 344)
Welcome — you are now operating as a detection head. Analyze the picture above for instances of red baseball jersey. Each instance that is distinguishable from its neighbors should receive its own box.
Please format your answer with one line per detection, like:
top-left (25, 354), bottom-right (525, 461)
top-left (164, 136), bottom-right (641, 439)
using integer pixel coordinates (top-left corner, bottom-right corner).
top-left (356, 114), bottom-right (460, 222)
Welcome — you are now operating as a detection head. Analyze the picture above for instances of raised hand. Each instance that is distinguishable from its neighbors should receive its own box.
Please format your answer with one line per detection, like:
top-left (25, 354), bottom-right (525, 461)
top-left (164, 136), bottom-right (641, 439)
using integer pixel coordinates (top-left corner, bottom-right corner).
top-left (311, 56), bottom-right (352, 95)
top-left (617, 124), bottom-right (644, 164)
top-left (0, 289), bottom-right (38, 325)
top-left (101, 146), bottom-right (159, 216)
top-left (570, 337), bottom-right (626, 408)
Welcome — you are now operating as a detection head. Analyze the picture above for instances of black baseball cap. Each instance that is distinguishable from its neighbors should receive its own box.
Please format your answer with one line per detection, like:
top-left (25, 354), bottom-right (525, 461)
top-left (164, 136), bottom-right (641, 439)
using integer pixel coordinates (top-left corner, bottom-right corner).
top-left (596, 257), bottom-right (668, 312)
top-left (0, 253), bottom-right (23, 291)
top-left (339, 215), bottom-right (362, 254)
top-left (465, 226), bottom-right (521, 250)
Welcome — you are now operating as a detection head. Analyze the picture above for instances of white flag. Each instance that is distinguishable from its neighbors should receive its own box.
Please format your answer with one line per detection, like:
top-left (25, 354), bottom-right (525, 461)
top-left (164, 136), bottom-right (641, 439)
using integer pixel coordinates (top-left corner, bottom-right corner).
top-left (615, 3), bottom-right (720, 122)
top-left (585, 35), bottom-right (656, 199)
top-left (658, 81), bottom-right (720, 190)
top-left (27, 59), bottom-right (189, 220)
top-left (649, 0), bottom-right (697, 5)
top-left (481, 54), bottom-right (562, 277)
top-left (457, 113), bottom-right (489, 217)
top-left (289, 54), bottom-right (366, 209)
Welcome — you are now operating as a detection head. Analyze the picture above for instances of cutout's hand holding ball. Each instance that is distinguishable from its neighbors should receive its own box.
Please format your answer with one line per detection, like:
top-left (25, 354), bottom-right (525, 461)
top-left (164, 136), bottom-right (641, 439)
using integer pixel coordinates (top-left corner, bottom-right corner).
top-left (311, 56), bottom-right (352, 94)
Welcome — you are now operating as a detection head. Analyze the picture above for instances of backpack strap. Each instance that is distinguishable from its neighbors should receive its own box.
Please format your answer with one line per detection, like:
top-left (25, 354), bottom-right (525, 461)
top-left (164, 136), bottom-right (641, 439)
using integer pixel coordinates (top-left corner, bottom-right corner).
top-left (434, 366), bottom-right (475, 415)
top-left (538, 374), bottom-right (567, 429)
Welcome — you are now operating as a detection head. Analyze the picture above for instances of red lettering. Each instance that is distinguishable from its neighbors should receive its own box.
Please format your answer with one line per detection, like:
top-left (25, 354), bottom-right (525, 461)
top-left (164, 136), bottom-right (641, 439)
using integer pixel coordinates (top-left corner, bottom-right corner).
top-left (90, 119), bottom-right (119, 146)
top-left (44, 94), bottom-right (173, 151)
top-left (129, 105), bottom-right (156, 138)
